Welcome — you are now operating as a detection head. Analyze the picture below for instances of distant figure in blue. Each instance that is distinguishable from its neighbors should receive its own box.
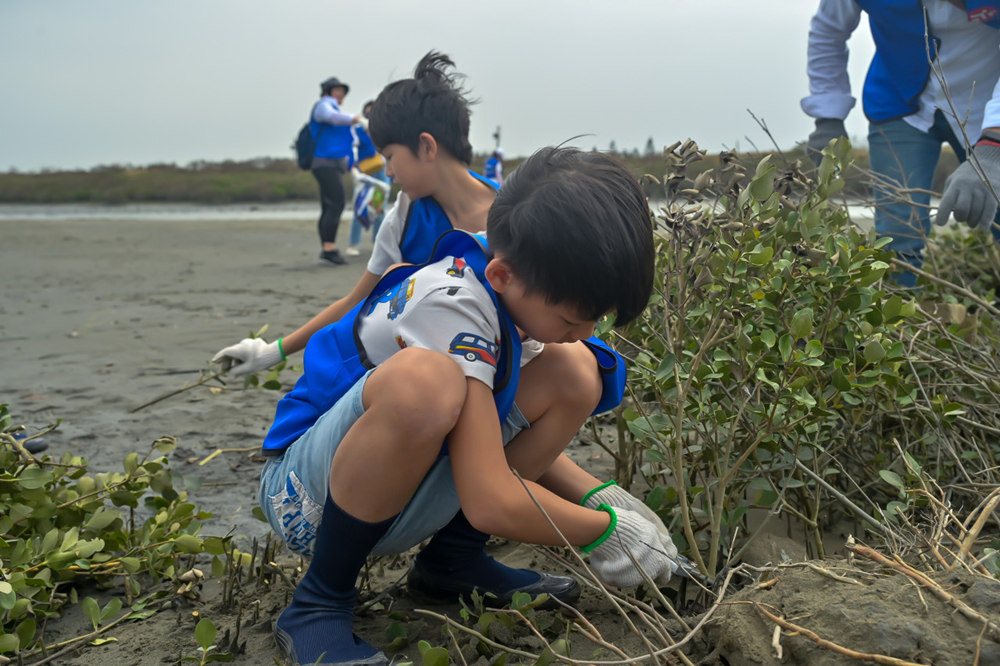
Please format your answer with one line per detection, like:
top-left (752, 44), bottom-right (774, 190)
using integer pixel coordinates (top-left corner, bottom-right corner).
top-left (311, 76), bottom-right (362, 266)
top-left (347, 101), bottom-right (392, 257)
top-left (484, 148), bottom-right (504, 186)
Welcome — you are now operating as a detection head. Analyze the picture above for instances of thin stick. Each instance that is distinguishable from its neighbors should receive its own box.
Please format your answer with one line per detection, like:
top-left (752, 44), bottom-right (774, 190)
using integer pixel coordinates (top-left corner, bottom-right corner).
top-left (956, 488), bottom-right (1000, 566)
top-left (199, 445), bottom-right (260, 466)
top-left (129, 370), bottom-right (227, 413)
top-left (892, 259), bottom-right (1000, 318)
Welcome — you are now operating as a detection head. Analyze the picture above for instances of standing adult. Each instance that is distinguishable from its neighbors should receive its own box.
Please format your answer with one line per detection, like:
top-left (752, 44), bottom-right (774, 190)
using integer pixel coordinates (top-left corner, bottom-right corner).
top-left (802, 0), bottom-right (1000, 287)
top-left (484, 148), bottom-right (504, 186)
top-left (311, 76), bottom-right (361, 265)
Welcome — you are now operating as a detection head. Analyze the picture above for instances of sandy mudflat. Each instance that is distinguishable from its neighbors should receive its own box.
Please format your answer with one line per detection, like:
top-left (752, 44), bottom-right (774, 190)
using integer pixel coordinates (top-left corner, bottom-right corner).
top-left (1, 208), bottom-right (370, 539)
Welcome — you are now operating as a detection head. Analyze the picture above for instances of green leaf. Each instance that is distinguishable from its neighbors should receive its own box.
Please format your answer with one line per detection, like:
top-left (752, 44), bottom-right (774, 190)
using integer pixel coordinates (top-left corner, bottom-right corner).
top-left (778, 334), bottom-right (792, 363)
top-left (0, 632), bottom-right (19, 653)
top-left (86, 508), bottom-right (121, 532)
top-left (173, 534), bottom-right (203, 554)
top-left (759, 329), bottom-right (776, 348)
top-left (101, 598), bottom-right (123, 622)
top-left (879, 470), bottom-right (904, 491)
top-left (789, 308), bottom-right (814, 340)
top-left (421, 646), bottom-right (450, 666)
top-left (195, 617), bottom-right (216, 651)
top-left (82, 596), bottom-right (101, 630)
top-left (123, 452), bottom-right (140, 476)
top-left (863, 339), bottom-right (885, 364)
top-left (750, 246), bottom-right (774, 265)
top-left (120, 557), bottom-right (141, 573)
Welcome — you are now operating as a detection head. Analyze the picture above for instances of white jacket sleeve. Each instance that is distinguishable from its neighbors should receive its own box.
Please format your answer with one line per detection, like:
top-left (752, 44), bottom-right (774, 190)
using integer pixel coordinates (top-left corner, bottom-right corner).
top-left (800, 0), bottom-right (863, 121)
top-left (985, 42), bottom-right (1000, 132)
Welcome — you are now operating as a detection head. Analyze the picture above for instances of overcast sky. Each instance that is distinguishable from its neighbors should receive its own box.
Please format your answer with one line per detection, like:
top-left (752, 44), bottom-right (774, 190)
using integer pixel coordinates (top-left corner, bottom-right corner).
top-left (0, 1), bottom-right (875, 172)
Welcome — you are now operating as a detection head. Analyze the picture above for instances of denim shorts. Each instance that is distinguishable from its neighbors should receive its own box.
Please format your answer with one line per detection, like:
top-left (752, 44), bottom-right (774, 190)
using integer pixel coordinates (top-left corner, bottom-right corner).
top-left (258, 368), bottom-right (530, 557)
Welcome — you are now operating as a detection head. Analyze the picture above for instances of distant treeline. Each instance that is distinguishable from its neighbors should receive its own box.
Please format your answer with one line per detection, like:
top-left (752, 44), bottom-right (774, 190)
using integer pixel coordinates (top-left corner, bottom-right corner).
top-left (0, 149), bottom-right (957, 205)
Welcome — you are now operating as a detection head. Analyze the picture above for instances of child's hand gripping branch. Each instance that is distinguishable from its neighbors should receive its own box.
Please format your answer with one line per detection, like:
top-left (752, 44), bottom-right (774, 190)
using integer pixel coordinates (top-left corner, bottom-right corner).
top-left (582, 481), bottom-right (679, 582)
top-left (584, 505), bottom-right (678, 588)
top-left (212, 337), bottom-right (284, 376)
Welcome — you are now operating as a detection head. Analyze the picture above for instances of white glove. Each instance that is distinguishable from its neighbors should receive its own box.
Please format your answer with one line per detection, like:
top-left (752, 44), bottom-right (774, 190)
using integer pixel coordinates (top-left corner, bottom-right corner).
top-left (583, 481), bottom-right (679, 564)
top-left (211, 338), bottom-right (283, 377)
top-left (585, 505), bottom-right (678, 588)
top-left (935, 143), bottom-right (1000, 231)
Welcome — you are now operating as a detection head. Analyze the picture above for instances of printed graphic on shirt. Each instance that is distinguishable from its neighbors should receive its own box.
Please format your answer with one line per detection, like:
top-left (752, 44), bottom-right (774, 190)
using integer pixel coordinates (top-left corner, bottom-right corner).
top-left (449, 332), bottom-right (499, 367)
top-left (969, 6), bottom-right (999, 23)
top-left (446, 257), bottom-right (468, 277)
top-left (367, 277), bottom-right (416, 320)
top-left (395, 335), bottom-right (407, 349)
top-left (269, 471), bottom-right (323, 555)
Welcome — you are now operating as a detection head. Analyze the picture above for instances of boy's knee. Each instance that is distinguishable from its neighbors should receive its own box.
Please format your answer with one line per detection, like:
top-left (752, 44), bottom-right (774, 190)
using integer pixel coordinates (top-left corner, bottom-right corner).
top-left (549, 343), bottom-right (603, 413)
top-left (369, 348), bottom-right (467, 435)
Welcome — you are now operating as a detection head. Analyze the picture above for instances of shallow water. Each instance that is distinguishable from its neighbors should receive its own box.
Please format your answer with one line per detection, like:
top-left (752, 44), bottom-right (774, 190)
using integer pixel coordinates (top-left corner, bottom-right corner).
top-left (0, 201), bottom-right (320, 222)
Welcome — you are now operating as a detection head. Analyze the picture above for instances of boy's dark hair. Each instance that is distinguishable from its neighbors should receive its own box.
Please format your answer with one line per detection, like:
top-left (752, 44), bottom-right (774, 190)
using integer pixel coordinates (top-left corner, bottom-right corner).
top-left (487, 147), bottom-right (654, 326)
top-left (368, 51), bottom-right (474, 164)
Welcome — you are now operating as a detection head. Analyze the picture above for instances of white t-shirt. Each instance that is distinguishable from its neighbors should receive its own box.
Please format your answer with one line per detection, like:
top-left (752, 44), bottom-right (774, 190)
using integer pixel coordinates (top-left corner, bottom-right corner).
top-left (364, 201), bottom-right (544, 368)
top-left (357, 254), bottom-right (503, 389)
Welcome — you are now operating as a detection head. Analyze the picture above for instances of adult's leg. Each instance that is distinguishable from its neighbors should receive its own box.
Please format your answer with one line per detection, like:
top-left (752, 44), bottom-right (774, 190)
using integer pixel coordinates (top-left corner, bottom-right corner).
top-left (313, 164), bottom-right (347, 258)
top-left (408, 341), bottom-right (599, 607)
top-left (274, 349), bottom-right (467, 664)
top-left (868, 118), bottom-right (944, 287)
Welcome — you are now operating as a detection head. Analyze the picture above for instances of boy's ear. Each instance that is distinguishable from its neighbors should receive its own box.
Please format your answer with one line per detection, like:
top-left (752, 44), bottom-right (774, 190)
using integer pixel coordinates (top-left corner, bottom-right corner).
top-left (484, 257), bottom-right (515, 293)
top-left (418, 132), bottom-right (438, 161)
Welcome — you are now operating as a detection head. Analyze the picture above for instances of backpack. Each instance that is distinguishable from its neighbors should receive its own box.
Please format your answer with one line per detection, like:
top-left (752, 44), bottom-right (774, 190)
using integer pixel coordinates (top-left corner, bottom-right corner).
top-left (294, 122), bottom-right (323, 170)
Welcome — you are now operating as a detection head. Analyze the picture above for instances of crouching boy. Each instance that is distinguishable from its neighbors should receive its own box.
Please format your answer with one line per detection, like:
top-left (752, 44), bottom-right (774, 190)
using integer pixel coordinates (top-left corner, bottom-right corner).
top-left (258, 146), bottom-right (679, 665)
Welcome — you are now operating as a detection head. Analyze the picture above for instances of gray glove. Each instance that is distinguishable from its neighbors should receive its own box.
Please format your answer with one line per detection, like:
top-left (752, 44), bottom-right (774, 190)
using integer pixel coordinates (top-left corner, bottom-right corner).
top-left (212, 337), bottom-right (283, 377)
top-left (935, 143), bottom-right (1000, 232)
top-left (582, 481), bottom-right (679, 564)
top-left (806, 118), bottom-right (847, 166)
top-left (584, 505), bottom-right (678, 588)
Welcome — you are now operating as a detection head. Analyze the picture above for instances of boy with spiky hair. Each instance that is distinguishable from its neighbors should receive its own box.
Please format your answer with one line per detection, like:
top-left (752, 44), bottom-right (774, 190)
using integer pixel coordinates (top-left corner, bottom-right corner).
top-left (260, 146), bottom-right (678, 665)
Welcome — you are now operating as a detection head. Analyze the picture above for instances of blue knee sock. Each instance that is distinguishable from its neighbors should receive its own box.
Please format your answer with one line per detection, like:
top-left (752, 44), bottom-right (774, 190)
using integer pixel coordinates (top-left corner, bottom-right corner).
top-left (275, 493), bottom-right (393, 665)
top-left (416, 510), bottom-right (539, 593)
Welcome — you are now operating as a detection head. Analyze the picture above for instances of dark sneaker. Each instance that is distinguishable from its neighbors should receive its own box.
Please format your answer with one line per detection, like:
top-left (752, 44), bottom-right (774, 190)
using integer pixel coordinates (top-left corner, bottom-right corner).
top-left (407, 559), bottom-right (580, 609)
top-left (320, 249), bottom-right (347, 265)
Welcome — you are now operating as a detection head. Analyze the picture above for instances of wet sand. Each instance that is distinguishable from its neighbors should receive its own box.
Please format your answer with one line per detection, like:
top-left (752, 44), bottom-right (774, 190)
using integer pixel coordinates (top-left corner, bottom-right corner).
top-left (1, 208), bottom-right (371, 539)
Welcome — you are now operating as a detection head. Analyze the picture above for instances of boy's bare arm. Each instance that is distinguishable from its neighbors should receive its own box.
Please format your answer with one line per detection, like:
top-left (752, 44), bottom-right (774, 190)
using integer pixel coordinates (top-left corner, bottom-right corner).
top-left (281, 270), bottom-right (382, 355)
top-left (535, 454), bottom-right (604, 504)
top-left (449, 378), bottom-right (609, 548)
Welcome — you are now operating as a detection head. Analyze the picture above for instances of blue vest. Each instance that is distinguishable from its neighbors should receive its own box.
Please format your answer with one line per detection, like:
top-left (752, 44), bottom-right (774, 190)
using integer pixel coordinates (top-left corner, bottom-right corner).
top-left (310, 100), bottom-right (354, 161)
top-left (858, 1), bottom-right (1000, 123)
top-left (262, 231), bottom-right (521, 455)
top-left (856, 0), bottom-right (938, 123)
top-left (356, 126), bottom-right (377, 161)
top-left (399, 170), bottom-right (498, 264)
top-left (484, 157), bottom-right (501, 182)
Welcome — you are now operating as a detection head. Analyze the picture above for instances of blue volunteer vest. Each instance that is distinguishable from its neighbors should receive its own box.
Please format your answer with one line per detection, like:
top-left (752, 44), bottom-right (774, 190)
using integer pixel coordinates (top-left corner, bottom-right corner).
top-left (858, 0), bottom-right (1000, 123)
top-left (356, 126), bottom-right (377, 162)
top-left (399, 170), bottom-right (498, 264)
top-left (262, 230), bottom-right (521, 455)
top-left (484, 157), bottom-right (501, 182)
top-left (310, 100), bottom-right (354, 161)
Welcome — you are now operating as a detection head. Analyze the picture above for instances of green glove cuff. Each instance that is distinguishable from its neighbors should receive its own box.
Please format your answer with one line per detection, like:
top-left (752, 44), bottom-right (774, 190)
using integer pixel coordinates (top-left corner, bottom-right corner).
top-left (277, 338), bottom-right (287, 361)
top-left (581, 503), bottom-right (617, 554)
top-left (580, 480), bottom-right (617, 507)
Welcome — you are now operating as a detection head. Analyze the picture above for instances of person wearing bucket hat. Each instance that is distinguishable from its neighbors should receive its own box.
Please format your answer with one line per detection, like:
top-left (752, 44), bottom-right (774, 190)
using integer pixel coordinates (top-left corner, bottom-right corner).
top-left (311, 76), bottom-right (362, 265)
